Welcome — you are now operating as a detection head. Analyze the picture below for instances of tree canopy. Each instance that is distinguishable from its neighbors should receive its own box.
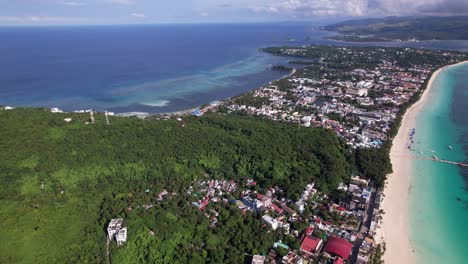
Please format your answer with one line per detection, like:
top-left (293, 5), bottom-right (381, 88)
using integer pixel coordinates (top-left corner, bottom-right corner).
top-left (0, 108), bottom-right (353, 263)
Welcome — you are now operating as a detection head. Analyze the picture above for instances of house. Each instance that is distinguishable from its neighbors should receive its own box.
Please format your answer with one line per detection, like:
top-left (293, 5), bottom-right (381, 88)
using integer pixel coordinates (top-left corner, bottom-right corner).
top-left (281, 203), bottom-right (297, 217)
top-left (256, 194), bottom-right (272, 209)
top-left (346, 87), bottom-right (368, 97)
top-left (351, 176), bottom-right (369, 187)
top-left (300, 235), bottom-right (323, 257)
top-left (315, 219), bottom-right (332, 231)
top-left (303, 226), bottom-right (315, 237)
top-left (272, 203), bottom-right (284, 214)
top-left (323, 237), bottom-right (353, 260)
top-left (107, 219), bottom-right (127, 247)
top-left (242, 197), bottom-right (259, 212)
top-left (295, 201), bottom-right (305, 213)
top-left (266, 249), bottom-right (278, 263)
top-left (199, 197), bottom-right (210, 211)
top-left (158, 189), bottom-right (168, 200)
top-left (274, 241), bottom-right (289, 250)
top-left (329, 203), bottom-right (349, 216)
top-left (334, 257), bottom-right (344, 264)
top-left (252, 255), bottom-right (266, 264)
top-left (191, 109), bottom-right (203, 116)
top-left (282, 251), bottom-right (303, 264)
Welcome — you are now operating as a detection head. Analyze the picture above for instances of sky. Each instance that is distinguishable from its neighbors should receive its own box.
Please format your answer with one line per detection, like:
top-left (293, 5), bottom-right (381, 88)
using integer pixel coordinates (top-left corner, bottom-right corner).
top-left (0, 0), bottom-right (467, 25)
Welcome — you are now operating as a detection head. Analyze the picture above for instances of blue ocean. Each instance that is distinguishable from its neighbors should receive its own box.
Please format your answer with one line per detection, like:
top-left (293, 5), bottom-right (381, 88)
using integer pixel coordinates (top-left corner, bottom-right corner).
top-left (0, 23), bottom-right (325, 113)
top-left (2, 23), bottom-right (468, 113)
top-left (409, 63), bottom-right (468, 264)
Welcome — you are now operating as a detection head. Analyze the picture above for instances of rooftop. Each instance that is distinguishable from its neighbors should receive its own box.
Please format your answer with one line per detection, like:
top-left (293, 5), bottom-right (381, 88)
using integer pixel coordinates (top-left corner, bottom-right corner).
top-left (324, 236), bottom-right (353, 260)
top-left (300, 235), bottom-right (322, 254)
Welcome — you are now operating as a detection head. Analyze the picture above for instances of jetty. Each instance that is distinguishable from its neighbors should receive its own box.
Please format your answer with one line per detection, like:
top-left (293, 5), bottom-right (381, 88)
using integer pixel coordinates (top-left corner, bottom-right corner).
top-left (393, 154), bottom-right (468, 167)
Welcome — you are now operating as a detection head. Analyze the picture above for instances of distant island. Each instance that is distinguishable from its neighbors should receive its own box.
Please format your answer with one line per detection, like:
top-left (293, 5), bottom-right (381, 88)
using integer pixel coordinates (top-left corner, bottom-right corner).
top-left (322, 16), bottom-right (468, 42)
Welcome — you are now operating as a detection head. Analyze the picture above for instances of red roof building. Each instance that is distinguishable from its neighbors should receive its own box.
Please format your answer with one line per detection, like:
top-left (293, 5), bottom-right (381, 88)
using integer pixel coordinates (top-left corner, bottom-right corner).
top-left (199, 197), bottom-right (210, 211)
top-left (324, 237), bottom-right (353, 260)
top-left (281, 203), bottom-right (297, 216)
top-left (256, 194), bottom-right (272, 208)
top-left (300, 235), bottom-right (323, 257)
top-left (304, 227), bottom-right (315, 237)
top-left (271, 203), bottom-right (284, 214)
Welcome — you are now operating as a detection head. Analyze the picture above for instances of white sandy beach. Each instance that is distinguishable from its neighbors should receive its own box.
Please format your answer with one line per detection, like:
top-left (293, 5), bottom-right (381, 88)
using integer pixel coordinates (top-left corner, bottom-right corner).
top-left (375, 61), bottom-right (468, 264)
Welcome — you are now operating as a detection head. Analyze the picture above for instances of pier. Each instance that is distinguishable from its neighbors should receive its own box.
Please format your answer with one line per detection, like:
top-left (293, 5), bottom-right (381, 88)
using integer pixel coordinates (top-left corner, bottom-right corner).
top-left (393, 154), bottom-right (468, 167)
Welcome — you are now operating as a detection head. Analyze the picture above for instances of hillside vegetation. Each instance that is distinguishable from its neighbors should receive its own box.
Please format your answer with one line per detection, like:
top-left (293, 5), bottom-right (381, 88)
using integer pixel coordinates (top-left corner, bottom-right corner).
top-left (0, 108), bottom-right (353, 263)
top-left (323, 16), bottom-right (468, 41)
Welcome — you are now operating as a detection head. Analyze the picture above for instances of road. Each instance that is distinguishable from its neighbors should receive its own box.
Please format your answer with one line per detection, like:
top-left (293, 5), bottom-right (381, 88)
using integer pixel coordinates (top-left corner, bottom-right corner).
top-left (106, 238), bottom-right (111, 264)
top-left (349, 186), bottom-right (378, 264)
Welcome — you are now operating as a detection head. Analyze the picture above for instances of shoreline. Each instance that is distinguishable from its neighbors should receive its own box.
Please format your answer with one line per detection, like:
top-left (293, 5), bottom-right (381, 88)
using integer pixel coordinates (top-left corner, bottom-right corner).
top-left (375, 60), bottom-right (468, 264)
top-left (145, 67), bottom-right (297, 117)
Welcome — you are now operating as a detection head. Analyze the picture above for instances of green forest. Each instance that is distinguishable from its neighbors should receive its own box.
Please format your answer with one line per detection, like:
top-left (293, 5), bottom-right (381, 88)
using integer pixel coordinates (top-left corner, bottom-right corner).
top-left (0, 108), bottom-right (358, 263)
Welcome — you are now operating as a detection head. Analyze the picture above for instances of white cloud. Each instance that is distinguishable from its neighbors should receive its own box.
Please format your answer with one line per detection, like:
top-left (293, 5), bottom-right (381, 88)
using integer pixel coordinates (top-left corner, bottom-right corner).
top-left (0, 16), bottom-right (87, 23)
top-left (106, 0), bottom-right (135, 5)
top-left (62, 1), bottom-right (86, 6)
top-left (250, 0), bottom-right (368, 17)
top-left (369, 0), bottom-right (446, 15)
top-left (200, 12), bottom-right (209, 17)
top-left (131, 13), bottom-right (145, 18)
top-left (247, 0), bottom-right (468, 17)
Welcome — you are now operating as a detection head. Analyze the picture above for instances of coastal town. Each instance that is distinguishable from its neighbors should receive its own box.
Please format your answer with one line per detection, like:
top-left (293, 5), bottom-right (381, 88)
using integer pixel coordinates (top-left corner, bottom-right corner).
top-left (220, 46), bottom-right (466, 150)
top-left (100, 47), bottom-right (467, 263)
top-left (3, 45), bottom-right (467, 264)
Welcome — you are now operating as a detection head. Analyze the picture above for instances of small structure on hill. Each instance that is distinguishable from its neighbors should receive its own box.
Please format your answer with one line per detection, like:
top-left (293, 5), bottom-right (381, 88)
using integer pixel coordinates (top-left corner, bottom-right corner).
top-left (50, 107), bottom-right (63, 113)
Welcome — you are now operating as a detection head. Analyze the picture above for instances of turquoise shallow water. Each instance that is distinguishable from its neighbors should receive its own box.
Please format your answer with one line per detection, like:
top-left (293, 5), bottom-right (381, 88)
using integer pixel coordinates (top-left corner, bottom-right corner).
top-left (409, 63), bottom-right (468, 264)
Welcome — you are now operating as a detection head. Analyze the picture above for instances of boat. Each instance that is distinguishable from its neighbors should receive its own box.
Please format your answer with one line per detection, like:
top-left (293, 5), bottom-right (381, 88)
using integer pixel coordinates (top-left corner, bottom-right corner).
top-left (448, 146), bottom-right (453, 150)
top-left (433, 155), bottom-right (439, 160)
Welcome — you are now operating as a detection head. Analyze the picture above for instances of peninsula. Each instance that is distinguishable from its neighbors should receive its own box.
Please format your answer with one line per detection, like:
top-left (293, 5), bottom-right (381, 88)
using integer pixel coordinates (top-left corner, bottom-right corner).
top-left (322, 16), bottom-right (468, 42)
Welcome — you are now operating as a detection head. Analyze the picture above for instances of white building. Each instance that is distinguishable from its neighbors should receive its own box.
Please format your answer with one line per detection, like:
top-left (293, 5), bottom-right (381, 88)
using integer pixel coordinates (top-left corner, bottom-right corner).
top-left (262, 214), bottom-right (278, 230)
top-left (252, 255), bottom-right (266, 264)
top-left (116, 227), bottom-right (127, 247)
top-left (295, 200), bottom-right (305, 213)
top-left (347, 87), bottom-right (368, 97)
top-left (108, 218), bottom-right (127, 246)
top-left (50, 107), bottom-right (63, 113)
